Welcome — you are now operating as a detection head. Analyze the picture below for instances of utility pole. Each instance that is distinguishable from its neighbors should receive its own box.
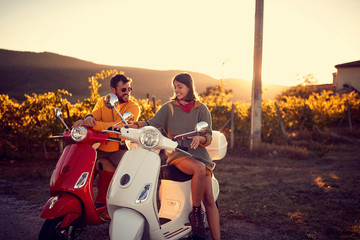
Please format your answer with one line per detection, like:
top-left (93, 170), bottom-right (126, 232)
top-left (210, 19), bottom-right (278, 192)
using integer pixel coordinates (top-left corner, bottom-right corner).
top-left (250, 0), bottom-right (264, 150)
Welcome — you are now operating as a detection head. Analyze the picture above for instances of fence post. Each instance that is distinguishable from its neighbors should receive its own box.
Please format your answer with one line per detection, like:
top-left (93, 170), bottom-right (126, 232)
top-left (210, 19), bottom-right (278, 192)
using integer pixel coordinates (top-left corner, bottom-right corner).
top-left (152, 97), bottom-right (157, 114)
top-left (230, 104), bottom-right (234, 149)
top-left (347, 103), bottom-right (352, 132)
top-left (43, 142), bottom-right (48, 159)
top-left (65, 104), bottom-right (71, 128)
top-left (275, 102), bottom-right (288, 142)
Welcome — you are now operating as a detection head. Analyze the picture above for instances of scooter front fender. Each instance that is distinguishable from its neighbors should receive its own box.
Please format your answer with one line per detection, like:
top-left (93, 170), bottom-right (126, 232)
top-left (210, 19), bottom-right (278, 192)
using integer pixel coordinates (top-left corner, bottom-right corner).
top-left (109, 208), bottom-right (145, 240)
top-left (40, 193), bottom-right (82, 224)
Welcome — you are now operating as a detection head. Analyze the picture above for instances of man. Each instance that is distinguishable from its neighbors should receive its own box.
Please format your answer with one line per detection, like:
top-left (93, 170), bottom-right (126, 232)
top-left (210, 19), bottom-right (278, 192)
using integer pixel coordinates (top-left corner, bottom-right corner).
top-left (73, 74), bottom-right (140, 220)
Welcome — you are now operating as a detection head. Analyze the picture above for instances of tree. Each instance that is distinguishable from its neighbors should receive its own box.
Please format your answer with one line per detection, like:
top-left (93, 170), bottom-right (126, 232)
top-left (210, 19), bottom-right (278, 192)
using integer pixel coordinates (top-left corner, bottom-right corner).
top-left (200, 80), bottom-right (233, 130)
top-left (200, 80), bottom-right (233, 107)
top-left (276, 74), bottom-right (318, 101)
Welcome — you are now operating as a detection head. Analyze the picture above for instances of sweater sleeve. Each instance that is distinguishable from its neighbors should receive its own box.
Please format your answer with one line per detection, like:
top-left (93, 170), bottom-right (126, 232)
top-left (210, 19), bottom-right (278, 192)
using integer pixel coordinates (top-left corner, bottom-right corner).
top-left (91, 97), bottom-right (104, 121)
top-left (143, 101), bottom-right (171, 130)
top-left (199, 103), bottom-right (213, 147)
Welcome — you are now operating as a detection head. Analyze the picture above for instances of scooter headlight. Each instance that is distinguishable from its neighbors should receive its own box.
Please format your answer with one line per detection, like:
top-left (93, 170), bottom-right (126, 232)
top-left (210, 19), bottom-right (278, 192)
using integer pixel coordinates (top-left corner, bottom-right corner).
top-left (71, 126), bottom-right (87, 142)
top-left (139, 127), bottom-right (160, 149)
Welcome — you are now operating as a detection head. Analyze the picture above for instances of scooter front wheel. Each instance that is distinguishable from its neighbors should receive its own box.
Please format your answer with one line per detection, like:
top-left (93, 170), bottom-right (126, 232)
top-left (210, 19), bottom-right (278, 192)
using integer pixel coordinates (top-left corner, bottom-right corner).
top-left (38, 217), bottom-right (77, 240)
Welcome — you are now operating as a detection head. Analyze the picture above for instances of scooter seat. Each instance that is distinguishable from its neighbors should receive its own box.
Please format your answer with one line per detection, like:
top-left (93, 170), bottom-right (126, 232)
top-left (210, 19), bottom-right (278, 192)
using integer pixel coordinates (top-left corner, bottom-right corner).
top-left (159, 165), bottom-right (193, 182)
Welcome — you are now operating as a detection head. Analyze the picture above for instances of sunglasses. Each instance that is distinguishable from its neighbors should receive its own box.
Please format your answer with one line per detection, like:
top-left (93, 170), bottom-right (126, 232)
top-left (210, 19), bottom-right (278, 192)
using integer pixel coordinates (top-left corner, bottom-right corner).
top-left (119, 87), bottom-right (132, 93)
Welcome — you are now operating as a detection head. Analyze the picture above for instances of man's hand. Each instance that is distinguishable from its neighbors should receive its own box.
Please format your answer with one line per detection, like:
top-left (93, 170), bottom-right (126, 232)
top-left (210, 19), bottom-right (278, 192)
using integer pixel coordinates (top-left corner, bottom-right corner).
top-left (83, 116), bottom-right (97, 127)
top-left (72, 116), bottom-right (97, 128)
top-left (72, 119), bottom-right (84, 128)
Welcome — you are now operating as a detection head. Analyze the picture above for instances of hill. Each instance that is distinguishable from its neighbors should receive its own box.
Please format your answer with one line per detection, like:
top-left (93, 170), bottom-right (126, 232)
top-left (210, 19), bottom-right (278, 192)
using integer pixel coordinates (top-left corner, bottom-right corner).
top-left (0, 49), bottom-right (288, 102)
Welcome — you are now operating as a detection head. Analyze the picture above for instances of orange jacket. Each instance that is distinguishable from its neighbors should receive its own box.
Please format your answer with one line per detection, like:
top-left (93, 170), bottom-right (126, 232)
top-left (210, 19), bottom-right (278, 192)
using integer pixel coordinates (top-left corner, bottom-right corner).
top-left (91, 96), bottom-right (140, 152)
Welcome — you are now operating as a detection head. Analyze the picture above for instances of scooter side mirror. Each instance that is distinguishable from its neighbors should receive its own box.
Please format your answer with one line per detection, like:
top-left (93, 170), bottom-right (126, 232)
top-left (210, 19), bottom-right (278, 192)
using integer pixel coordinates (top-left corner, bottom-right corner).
top-left (195, 121), bottom-right (210, 134)
top-left (113, 112), bottom-right (135, 126)
top-left (122, 112), bottom-right (135, 124)
top-left (105, 93), bottom-right (119, 109)
top-left (54, 107), bottom-right (70, 130)
top-left (173, 121), bottom-right (210, 139)
top-left (54, 107), bottom-right (63, 119)
top-left (104, 93), bottom-right (130, 125)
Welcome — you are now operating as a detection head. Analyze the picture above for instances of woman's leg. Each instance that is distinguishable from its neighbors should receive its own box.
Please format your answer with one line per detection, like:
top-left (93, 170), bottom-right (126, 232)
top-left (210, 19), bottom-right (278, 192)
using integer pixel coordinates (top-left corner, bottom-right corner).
top-left (202, 174), bottom-right (221, 240)
top-left (174, 158), bottom-right (207, 237)
top-left (174, 157), bottom-right (206, 206)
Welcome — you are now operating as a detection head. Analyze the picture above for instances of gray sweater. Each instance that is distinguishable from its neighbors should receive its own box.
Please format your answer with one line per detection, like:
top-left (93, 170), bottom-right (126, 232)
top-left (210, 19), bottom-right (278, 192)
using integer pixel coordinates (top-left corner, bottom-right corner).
top-left (141, 100), bottom-right (213, 167)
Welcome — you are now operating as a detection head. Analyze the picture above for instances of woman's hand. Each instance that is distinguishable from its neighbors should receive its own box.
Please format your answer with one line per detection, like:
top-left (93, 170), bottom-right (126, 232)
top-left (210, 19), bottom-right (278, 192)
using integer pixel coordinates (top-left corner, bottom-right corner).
top-left (189, 136), bottom-right (206, 149)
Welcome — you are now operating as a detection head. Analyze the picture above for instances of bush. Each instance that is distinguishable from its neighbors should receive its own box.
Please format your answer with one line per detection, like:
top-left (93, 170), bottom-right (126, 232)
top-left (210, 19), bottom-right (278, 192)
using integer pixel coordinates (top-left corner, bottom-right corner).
top-left (1, 71), bottom-right (359, 160)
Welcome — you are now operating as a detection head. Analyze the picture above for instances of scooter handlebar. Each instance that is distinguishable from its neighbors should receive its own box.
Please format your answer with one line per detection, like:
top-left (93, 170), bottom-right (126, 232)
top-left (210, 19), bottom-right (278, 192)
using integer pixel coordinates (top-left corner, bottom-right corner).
top-left (101, 128), bottom-right (125, 143)
top-left (48, 134), bottom-right (64, 139)
top-left (103, 126), bottom-right (193, 155)
top-left (102, 126), bottom-right (124, 134)
top-left (176, 145), bottom-right (188, 152)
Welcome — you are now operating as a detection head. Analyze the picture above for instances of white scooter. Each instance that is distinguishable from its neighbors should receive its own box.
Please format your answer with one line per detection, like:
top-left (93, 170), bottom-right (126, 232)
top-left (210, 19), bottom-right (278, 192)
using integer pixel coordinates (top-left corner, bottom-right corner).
top-left (102, 94), bottom-right (228, 240)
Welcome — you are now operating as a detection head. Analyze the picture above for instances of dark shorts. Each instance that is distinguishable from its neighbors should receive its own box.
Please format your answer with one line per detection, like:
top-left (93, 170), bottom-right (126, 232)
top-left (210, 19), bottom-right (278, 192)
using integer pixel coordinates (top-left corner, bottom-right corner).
top-left (96, 149), bottom-right (126, 167)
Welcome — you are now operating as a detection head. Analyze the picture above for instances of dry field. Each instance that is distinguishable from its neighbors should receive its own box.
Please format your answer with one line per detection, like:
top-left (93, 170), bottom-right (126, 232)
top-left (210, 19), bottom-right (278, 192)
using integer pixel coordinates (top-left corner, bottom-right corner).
top-left (1, 128), bottom-right (360, 240)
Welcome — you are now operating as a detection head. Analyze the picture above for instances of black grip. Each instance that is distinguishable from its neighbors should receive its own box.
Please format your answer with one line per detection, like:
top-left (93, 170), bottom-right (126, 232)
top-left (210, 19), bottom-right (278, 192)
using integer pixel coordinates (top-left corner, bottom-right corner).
top-left (107, 126), bottom-right (121, 131)
top-left (177, 145), bottom-right (188, 152)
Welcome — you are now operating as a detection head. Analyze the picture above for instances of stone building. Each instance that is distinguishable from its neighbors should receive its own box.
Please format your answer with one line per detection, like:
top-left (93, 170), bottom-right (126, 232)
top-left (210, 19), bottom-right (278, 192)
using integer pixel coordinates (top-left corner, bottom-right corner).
top-left (333, 60), bottom-right (360, 93)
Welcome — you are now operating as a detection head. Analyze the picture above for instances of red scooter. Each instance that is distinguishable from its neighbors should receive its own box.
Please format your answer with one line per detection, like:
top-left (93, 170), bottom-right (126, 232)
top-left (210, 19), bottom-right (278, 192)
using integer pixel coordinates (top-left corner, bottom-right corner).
top-left (38, 106), bottom-right (129, 240)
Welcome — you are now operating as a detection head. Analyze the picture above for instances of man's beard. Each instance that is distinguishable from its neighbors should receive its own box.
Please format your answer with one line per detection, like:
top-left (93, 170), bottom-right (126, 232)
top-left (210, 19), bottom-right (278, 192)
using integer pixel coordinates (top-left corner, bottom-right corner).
top-left (117, 94), bottom-right (129, 103)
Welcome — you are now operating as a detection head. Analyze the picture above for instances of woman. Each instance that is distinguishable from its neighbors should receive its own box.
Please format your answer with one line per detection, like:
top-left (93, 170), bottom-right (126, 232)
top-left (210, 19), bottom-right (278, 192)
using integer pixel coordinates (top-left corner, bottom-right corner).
top-left (129, 73), bottom-right (220, 239)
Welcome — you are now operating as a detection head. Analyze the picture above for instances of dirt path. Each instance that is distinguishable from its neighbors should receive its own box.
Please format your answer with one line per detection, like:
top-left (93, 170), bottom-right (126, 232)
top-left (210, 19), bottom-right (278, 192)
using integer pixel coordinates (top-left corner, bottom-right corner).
top-left (0, 179), bottom-right (110, 240)
top-left (1, 135), bottom-right (360, 239)
top-left (0, 189), bottom-right (44, 240)
top-left (0, 176), bottom-right (278, 240)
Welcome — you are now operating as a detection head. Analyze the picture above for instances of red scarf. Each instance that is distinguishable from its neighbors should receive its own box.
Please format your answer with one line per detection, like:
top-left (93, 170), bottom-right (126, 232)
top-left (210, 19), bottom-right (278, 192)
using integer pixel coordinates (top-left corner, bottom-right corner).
top-left (178, 100), bottom-right (194, 113)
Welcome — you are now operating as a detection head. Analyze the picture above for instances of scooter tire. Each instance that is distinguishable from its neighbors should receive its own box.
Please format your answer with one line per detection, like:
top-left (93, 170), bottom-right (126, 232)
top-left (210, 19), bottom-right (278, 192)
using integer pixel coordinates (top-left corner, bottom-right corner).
top-left (38, 217), bottom-right (76, 240)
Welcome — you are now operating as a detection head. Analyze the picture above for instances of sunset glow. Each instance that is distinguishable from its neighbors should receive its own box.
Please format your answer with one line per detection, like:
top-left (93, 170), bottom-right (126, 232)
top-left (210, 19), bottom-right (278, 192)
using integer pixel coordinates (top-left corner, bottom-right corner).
top-left (0, 0), bottom-right (359, 86)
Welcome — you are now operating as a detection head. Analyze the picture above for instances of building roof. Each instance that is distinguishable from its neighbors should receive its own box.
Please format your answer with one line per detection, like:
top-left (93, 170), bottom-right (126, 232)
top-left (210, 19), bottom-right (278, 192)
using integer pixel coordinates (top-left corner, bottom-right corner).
top-left (335, 60), bottom-right (360, 68)
top-left (315, 84), bottom-right (336, 93)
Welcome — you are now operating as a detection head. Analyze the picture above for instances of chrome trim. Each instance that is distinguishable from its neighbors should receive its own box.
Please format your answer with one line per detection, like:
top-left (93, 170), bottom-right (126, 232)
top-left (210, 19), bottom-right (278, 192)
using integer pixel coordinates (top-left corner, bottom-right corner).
top-left (74, 172), bottom-right (89, 189)
top-left (136, 183), bottom-right (152, 204)
top-left (49, 196), bottom-right (59, 209)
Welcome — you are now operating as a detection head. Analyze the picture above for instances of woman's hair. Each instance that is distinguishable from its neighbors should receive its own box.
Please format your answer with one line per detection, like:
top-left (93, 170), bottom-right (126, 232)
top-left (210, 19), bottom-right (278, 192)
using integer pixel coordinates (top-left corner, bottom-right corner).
top-left (170, 73), bottom-right (199, 101)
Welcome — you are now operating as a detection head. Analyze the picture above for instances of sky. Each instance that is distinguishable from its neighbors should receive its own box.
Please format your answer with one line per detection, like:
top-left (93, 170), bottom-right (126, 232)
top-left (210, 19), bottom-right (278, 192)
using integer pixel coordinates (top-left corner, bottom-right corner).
top-left (0, 0), bottom-right (359, 86)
